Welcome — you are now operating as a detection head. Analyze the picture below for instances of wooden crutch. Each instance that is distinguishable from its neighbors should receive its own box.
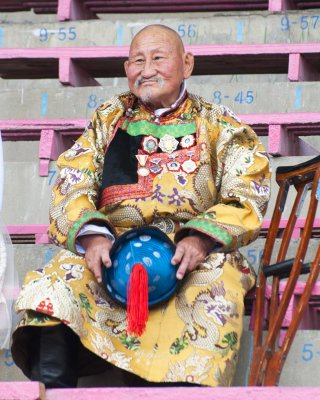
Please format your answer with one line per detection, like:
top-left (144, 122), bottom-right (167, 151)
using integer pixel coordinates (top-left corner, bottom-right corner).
top-left (249, 155), bottom-right (320, 386)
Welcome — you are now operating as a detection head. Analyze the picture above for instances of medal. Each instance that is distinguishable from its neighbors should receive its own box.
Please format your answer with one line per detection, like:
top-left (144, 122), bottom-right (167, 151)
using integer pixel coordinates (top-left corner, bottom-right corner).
top-left (150, 165), bottom-right (162, 174)
top-left (142, 135), bottom-right (158, 154)
top-left (149, 158), bottom-right (162, 174)
top-left (180, 134), bottom-right (195, 149)
top-left (159, 134), bottom-right (179, 153)
top-left (136, 154), bottom-right (149, 177)
top-left (167, 160), bottom-right (180, 171)
top-left (181, 151), bottom-right (197, 174)
top-left (181, 159), bottom-right (197, 174)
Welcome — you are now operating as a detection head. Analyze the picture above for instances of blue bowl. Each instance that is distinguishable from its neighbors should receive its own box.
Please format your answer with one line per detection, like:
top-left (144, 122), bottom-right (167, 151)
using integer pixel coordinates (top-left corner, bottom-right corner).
top-left (103, 226), bottom-right (178, 307)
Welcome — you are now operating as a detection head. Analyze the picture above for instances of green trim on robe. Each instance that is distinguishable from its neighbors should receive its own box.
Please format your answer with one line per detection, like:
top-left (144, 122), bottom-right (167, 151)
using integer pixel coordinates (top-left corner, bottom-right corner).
top-left (67, 212), bottom-right (112, 253)
top-left (182, 218), bottom-right (233, 248)
top-left (125, 119), bottom-right (196, 138)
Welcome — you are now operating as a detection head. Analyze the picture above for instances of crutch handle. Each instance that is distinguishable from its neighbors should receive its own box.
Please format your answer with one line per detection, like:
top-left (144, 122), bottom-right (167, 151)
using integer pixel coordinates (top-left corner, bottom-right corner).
top-left (263, 259), bottom-right (311, 279)
top-left (276, 155), bottom-right (320, 175)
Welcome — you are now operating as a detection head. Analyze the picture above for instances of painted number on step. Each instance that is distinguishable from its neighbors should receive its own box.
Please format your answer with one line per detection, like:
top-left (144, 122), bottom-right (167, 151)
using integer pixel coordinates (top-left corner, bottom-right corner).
top-left (87, 95), bottom-right (107, 109)
top-left (213, 90), bottom-right (254, 105)
top-left (177, 24), bottom-right (198, 40)
top-left (281, 15), bottom-right (320, 31)
top-left (4, 350), bottom-right (14, 367)
top-left (301, 343), bottom-right (320, 361)
top-left (48, 169), bottom-right (57, 185)
top-left (245, 249), bottom-right (263, 266)
top-left (39, 27), bottom-right (77, 42)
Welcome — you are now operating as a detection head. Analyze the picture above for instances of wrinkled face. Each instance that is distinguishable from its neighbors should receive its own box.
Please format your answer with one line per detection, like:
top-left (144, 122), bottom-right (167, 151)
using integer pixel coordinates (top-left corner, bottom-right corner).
top-left (124, 27), bottom-right (194, 110)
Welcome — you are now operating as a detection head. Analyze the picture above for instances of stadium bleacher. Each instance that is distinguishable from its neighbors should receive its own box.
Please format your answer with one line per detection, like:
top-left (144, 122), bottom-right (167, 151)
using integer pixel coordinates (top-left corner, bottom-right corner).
top-left (1, 0), bottom-right (320, 395)
top-left (3, 0), bottom-right (320, 19)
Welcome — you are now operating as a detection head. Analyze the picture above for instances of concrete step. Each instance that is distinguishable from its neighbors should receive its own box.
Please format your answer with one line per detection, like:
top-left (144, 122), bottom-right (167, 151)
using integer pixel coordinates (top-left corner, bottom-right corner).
top-left (0, 11), bottom-right (56, 24)
top-left (8, 238), bottom-right (320, 282)
top-left (1, 114), bottom-right (320, 175)
top-left (2, 161), bottom-right (52, 225)
top-left (0, 82), bottom-right (320, 120)
top-left (2, 330), bottom-right (320, 386)
top-left (0, 74), bottom-right (290, 91)
top-left (1, 11), bottom-right (320, 48)
top-left (235, 330), bottom-right (320, 386)
top-left (3, 155), bottom-right (320, 224)
top-left (1, 0), bottom-right (320, 21)
top-left (0, 43), bottom-right (319, 84)
top-left (2, 156), bottom-right (320, 225)
top-left (2, 234), bottom-right (319, 387)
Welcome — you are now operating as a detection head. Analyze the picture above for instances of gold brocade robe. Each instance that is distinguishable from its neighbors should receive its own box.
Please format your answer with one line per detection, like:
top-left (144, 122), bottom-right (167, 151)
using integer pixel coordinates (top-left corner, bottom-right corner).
top-left (12, 92), bottom-right (270, 386)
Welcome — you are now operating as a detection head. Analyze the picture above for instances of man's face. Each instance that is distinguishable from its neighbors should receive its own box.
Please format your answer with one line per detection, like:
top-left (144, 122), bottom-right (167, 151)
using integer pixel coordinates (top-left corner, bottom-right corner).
top-left (124, 27), bottom-right (193, 110)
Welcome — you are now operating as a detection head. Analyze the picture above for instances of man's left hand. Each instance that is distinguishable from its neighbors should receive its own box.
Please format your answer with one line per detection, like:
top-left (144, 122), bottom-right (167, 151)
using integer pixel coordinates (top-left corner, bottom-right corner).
top-left (171, 232), bottom-right (215, 280)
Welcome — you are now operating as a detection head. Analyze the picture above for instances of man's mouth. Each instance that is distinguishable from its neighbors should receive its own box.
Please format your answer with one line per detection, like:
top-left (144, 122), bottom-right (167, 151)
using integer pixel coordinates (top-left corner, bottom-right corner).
top-left (139, 80), bottom-right (158, 86)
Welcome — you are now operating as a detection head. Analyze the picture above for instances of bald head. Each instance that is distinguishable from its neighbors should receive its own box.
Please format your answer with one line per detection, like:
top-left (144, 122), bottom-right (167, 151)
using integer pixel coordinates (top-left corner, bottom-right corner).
top-left (130, 25), bottom-right (185, 55)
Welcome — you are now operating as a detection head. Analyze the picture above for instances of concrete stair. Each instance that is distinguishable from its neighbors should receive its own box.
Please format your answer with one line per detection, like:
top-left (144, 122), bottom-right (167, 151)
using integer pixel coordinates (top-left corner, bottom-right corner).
top-left (1, 0), bottom-right (320, 390)
top-left (0, 43), bottom-right (319, 84)
top-left (1, 11), bottom-right (320, 47)
top-left (2, 155), bottom-right (319, 225)
top-left (2, 329), bottom-right (320, 386)
top-left (2, 0), bottom-right (320, 20)
top-left (1, 82), bottom-right (320, 119)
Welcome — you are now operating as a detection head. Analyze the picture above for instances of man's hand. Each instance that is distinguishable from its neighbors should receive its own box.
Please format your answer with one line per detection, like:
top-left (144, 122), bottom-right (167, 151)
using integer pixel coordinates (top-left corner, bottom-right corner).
top-left (171, 232), bottom-right (215, 280)
top-left (78, 235), bottom-right (113, 283)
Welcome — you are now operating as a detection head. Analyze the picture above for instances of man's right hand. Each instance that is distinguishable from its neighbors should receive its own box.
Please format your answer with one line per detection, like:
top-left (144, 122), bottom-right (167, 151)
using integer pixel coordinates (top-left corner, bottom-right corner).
top-left (78, 235), bottom-right (113, 283)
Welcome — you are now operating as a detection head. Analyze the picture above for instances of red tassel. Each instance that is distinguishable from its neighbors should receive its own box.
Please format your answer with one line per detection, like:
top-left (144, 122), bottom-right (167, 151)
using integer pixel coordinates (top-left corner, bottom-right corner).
top-left (127, 263), bottom-right (149, 337)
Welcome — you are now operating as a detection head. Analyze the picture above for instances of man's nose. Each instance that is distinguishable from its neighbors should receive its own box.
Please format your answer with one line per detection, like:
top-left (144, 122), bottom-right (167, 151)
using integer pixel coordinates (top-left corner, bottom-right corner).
top-left (141, 59), bottom-right (157, 78)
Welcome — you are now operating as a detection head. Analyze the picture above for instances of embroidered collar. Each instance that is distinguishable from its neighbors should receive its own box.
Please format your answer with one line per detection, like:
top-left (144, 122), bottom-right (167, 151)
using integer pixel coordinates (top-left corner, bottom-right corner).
top-left (124, 81), bottom-right (194, 124)
top-left (154, 80), bottom-right (187, 118)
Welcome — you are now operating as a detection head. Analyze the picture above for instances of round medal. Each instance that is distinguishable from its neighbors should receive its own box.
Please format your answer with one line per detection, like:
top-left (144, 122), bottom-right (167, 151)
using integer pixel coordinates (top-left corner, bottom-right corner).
top-left (181, 159), bottom-right (197, 174)
top-left (167, 161), bottom-right (181, 171)
top-left (159, 134), bottom-right (179, 153)
top-left (137, 167), bottom-right (150, 177)
top-left (180, 134), bottom-right (195, 149)
top-left (136, 154), bottom-right (149, 177)
top-left (142, 136), bottom-right (158, 154)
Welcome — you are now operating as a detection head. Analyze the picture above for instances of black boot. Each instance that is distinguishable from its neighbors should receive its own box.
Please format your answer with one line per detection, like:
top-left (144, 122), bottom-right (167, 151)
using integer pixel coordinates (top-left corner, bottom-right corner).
top-left (29, 324), bottom-right (79, 388)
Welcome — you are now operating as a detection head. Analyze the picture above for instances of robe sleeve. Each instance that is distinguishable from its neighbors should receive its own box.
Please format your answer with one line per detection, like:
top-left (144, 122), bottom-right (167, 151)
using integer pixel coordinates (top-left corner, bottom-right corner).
top-left (48, 103), bottom-right (123, 253)
top-left (175, 106), bottom-right (271, 252)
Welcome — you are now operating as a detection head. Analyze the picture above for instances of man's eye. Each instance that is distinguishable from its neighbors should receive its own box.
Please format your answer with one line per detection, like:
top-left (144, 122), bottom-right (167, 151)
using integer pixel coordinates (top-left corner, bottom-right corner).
top-left (134, 59), bottom-right (145, 65)
top-left (154, 56), bottom-right (163, 61)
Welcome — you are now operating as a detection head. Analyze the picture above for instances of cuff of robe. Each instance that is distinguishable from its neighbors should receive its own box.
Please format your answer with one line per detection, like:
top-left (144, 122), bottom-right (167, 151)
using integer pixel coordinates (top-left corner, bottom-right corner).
top-left (174, 219), bottom-right (232, 252)
top-left (67, 211), bottom-right (117, 255)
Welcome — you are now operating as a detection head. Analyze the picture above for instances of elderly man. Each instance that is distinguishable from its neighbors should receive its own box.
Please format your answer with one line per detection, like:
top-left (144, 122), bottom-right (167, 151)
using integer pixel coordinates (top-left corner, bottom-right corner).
top-left (11, 24), bottom-right (270, 388)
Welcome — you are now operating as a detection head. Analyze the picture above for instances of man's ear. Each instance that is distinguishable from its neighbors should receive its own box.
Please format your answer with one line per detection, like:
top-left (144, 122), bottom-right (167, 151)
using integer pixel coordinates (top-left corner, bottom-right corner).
top-left (183, 52), bottom-right (194, 79)
top-left (124, 60), bottom-right (129, 76)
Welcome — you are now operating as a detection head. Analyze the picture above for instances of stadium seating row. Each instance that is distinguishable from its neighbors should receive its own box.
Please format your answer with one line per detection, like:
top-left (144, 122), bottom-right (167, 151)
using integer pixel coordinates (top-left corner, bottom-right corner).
top-left (7, 218), bottom-right (320, 244)
top-left (2, 0), bottom-right (320, 20)
top-left (1, 1), bottom-right (320, 388)
top-left (2, 112), bottom-right (319, 178)
top-left (0, 43), bottom-right (319, 83)
top-left (3, 12), bottom-right (320, 48)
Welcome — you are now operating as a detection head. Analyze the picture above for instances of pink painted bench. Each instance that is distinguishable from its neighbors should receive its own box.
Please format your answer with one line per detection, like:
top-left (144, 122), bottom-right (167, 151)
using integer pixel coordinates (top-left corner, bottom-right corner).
top-left (0, 382), bottom-right (45, 400)
top-left (1, 112), bottom-right (320, 176)
top-left (1, 382), bottom-right (320, 399)
top-left (43, 386), bottom-right (320, 400)
top-left (7, 218), bottom-right (320, 245)
top-left (279, 281), bottom-right (320, 330)
top-left (0, 1), bottom-right (56, 14)
top-left (2, 1), bottom-right (320, 20)
top-left (248, 280), bottom-right (320, 335)
top-left (8, 221), bottom-right (320, 332)
top-left (0, 118), bottom-right (87, 176)
top-left (0, 44), bottom-right (320, 85)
